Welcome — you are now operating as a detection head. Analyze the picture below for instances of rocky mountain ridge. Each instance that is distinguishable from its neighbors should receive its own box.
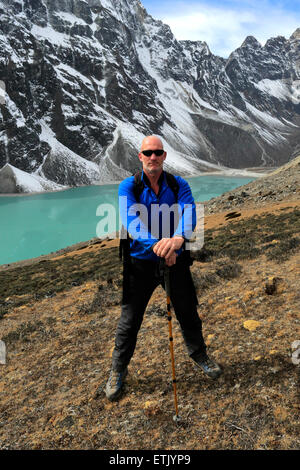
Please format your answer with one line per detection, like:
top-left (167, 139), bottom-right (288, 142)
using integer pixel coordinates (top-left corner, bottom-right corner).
top-left (0, 0), bottom-right (300, 192)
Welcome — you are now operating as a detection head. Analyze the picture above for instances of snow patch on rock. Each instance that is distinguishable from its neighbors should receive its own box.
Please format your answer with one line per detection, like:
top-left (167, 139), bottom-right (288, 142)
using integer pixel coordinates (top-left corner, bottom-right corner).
top-left (38, 122), bottom-right (101, 186)
top-left (0, 163), bottom-right (66, 193)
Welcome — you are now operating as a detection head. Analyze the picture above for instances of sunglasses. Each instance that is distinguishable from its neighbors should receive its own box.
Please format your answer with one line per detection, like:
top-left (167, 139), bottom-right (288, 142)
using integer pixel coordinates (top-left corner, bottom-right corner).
top-left (141, 149), bottom-right (165, 157)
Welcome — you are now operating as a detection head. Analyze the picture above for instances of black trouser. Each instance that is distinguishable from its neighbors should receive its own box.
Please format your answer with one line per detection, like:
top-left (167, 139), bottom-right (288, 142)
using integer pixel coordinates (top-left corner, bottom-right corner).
top-left (112, 254), bottom-right (206, 372)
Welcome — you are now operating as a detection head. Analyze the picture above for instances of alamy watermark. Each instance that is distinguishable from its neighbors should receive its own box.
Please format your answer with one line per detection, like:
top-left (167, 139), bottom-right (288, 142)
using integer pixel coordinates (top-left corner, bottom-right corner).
top-left (95, 198), bottom-right (204, 251)
top-left (0, 80), bottom-right (6, 105)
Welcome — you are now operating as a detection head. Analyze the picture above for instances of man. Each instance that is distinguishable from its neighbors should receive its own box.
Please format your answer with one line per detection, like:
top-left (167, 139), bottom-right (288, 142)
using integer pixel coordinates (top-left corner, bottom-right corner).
top-left (105, 135), bottom-right (221, 401)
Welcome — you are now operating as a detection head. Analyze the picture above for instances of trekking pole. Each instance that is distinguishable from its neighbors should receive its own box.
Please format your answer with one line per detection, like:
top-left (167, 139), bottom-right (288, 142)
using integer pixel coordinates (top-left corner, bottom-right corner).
top-left (163, 263), bottom-right (181, 423)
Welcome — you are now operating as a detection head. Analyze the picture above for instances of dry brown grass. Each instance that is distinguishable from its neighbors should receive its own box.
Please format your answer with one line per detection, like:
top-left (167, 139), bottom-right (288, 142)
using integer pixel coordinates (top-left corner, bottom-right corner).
top-left (0, 205), bottom-right (299, 450)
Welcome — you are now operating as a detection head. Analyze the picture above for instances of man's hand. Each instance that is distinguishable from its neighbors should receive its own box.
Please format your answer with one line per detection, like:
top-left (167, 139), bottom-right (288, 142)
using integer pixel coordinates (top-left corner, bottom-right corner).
top-left (165, 251), bottom-right (177, 267)
top-left (152, 236), bottom-right (184, 262)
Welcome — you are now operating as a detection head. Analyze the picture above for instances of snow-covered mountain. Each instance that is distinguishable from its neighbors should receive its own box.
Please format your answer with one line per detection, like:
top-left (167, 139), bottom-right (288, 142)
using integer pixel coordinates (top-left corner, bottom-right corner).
top-left (0, 0), bottom-right (299, 192)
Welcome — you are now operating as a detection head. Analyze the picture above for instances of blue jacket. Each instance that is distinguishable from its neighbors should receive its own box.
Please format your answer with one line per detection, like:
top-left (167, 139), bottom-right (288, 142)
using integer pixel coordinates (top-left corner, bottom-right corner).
top-left (119, 171), bottom-right (196, 261)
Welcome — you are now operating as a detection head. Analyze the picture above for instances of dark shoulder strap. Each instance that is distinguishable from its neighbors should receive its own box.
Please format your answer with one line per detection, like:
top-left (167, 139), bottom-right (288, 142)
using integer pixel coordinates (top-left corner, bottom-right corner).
top-left (133, 171), bottom-right (144, 202)
top-left (165, 172), bottom-right (179, 202)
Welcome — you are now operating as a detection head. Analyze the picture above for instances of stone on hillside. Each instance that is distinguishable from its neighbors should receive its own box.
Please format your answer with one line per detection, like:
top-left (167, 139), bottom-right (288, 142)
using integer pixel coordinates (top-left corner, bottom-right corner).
top-left (225, 211), bottom-right (241, 220)
top-left (243, 320), bottom-right (261, 331)
top-left (265, 276), bottom-right (284, 295)
top-left (0, 340), bottom-right (6, 365)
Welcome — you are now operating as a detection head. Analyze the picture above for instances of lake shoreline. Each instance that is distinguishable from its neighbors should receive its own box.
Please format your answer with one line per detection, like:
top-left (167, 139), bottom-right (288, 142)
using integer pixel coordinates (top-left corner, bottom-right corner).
top-left (0, 168), bottom-right (272, 197)
top-left (0, 172), bottom-right (269, 267)
top-left (2, 198), bottom-right (299, 272)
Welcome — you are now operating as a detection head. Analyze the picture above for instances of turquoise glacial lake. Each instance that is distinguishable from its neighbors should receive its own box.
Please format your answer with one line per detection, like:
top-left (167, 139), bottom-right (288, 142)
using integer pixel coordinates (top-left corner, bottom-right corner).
top-left (0, 175), bottom-right (255, 265)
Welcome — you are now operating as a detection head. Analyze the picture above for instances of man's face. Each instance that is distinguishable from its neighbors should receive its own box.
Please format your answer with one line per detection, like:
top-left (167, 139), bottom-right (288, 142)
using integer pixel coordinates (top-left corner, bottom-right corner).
top-left (138, 137), bottom-right (167, 175)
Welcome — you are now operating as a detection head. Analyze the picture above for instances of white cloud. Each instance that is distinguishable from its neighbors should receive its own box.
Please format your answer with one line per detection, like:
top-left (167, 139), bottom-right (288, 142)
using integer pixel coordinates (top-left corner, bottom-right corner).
top-left (158, 2), bottom-right (300, 57)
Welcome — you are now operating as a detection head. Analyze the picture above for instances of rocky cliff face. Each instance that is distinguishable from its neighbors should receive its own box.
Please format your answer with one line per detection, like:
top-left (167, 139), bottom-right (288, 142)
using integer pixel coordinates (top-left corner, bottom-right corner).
top-left (0, 0), bottom-right (299, 191)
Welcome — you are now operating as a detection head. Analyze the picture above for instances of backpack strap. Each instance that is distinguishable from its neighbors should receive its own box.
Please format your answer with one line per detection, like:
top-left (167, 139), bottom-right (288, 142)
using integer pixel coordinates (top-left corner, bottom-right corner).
top-left (165, 171), bottom-right (179, 203)
top-left (133, 171), bottom-right (144, 202)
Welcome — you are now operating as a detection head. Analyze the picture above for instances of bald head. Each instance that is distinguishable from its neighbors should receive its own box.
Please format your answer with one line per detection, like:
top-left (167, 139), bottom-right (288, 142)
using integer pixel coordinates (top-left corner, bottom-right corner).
top-left (138, 135), bottom-right (167, 177)
top-left (140, 135), bottom-right (164, 152)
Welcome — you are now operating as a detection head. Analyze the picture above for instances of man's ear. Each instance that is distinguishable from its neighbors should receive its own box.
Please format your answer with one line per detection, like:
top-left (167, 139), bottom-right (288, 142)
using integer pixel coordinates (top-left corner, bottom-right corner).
top-left (138, 152), bottom-right (143, 162)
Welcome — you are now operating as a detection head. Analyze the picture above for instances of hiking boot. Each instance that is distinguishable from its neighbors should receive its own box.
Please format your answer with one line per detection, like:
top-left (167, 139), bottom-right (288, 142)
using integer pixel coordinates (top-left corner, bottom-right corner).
top-left (105, 367), bottom-right (128, 401)
top-left (192, 353), bottom-right (222, 379)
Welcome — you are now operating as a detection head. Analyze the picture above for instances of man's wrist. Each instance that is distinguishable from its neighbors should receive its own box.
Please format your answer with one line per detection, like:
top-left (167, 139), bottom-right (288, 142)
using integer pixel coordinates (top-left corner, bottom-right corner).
top-left (173, 235), bottom-right (185, 248)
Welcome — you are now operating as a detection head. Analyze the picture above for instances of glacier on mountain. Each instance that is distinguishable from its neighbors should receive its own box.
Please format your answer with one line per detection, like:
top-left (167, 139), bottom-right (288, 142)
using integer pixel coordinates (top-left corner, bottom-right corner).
top-left (0, 0), bottom-right (299, 192)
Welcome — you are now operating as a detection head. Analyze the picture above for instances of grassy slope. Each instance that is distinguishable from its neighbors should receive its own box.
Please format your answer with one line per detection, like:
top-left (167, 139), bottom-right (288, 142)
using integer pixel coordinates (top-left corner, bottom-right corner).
top-left (0, 200), bottom-right (299, 450)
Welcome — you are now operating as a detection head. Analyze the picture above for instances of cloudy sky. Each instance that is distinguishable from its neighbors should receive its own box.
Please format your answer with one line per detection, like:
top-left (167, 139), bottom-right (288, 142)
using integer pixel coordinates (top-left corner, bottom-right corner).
top-left (142, 0), bottom-right (300, 57)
